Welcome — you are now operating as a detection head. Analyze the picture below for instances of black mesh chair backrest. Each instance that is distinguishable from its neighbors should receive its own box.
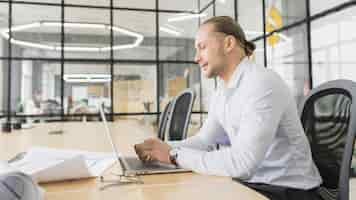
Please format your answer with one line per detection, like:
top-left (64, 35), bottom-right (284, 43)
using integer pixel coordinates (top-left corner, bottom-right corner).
top-left (299, 80), bottom-right (356, 200)
top-left (157, 101), bottom-right (172, 140)
top-left (166, 88), bottom-right (195, 141)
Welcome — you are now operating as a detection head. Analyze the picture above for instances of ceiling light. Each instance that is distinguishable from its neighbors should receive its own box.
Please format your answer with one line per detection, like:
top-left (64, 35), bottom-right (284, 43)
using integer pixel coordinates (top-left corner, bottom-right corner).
top-left (11, 38), bottom-right (55, 50)
top-left (10, 22), bottom-right (41, 32)
top-left (61, 46), bottom-right (101, 52)
top-left (168, 13), bottom-right (207, 22)
top-left (1, 21), bottom-right (144, 52)
top-left (160, 26), bottom-right (181, 36)
top-left (64, 74), bottom-right (111, 83)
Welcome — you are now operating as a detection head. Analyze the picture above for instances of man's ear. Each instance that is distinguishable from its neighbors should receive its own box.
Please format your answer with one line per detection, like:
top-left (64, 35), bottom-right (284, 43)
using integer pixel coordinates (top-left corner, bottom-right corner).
top-left (224, 35), bottom-right (235, 54)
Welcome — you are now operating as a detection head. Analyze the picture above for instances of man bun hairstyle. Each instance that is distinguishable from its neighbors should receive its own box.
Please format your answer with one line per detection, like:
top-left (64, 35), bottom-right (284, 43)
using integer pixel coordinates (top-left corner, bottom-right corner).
top-left (203, 16), bottom-right (256, 57)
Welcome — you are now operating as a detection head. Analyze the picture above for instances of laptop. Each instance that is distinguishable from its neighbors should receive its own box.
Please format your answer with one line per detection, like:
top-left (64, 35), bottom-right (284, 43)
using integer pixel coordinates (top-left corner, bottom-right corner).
top-left (99, 106), bottom-right (190, 176)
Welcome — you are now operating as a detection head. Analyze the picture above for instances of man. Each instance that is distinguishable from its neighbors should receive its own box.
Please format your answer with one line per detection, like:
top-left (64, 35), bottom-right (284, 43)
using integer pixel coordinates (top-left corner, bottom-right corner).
top-left (135, 16), bottom-right (322, 200)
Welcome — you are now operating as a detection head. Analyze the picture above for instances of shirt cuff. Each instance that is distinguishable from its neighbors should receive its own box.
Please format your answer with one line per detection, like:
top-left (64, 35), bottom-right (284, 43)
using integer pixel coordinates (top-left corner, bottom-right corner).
top-left (167, 141), bottom-right (182, 149)
top-left (175, 147), bottom-right (206, 171)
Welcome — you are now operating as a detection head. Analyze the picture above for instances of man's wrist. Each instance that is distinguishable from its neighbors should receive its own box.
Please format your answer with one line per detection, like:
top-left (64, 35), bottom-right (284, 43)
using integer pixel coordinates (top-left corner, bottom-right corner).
top-left (169, 147), bottom-right (180, 166)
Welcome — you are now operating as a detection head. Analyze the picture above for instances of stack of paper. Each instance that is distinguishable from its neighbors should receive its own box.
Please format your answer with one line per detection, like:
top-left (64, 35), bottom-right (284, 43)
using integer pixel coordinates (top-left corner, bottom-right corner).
top-left (9, 147), bottom-right (116, 183)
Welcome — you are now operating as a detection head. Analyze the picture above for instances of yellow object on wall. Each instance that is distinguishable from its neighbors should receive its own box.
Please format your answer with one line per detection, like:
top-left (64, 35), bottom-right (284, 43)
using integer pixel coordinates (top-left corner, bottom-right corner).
top-left (266, 6), bottom-right (282, 47)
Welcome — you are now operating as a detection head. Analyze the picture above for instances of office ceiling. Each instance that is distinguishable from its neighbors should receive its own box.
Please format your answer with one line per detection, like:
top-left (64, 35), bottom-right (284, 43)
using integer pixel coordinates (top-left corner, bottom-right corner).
top-left (8, 0), bottom-right (212, 10)
top-left (0, 0), bottom-right (219, 38)
top-left (0, 0), bottom-right (231, 59)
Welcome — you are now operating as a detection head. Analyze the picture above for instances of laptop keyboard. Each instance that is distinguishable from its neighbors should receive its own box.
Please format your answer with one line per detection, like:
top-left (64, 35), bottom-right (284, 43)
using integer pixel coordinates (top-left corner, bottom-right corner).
top-left (123, 157), bottom-right (177, 171)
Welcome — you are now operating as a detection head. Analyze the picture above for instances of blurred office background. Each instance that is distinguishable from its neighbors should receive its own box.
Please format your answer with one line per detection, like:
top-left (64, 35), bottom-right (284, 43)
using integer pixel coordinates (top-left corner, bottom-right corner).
top-left (0, 0), bottom-right (355, 137)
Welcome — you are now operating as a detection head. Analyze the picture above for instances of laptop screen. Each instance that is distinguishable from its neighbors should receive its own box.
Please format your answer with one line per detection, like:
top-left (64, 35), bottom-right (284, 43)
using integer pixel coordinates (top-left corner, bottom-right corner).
top-left (99, 105), bottom-right (128, 172)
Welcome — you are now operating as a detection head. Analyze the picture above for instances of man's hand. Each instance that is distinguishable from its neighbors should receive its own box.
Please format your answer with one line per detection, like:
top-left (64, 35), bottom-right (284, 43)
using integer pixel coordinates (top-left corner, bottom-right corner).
top-left (134, 138), bottom-right (172, 164)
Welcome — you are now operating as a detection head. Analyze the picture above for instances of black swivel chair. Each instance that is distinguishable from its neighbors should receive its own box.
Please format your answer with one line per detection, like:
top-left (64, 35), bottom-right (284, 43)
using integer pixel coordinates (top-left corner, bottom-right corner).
top-left (299, 79), bottom-right (356, 200)
top-left (166, 88), bottom-right (196, 141)
top-left (157, 101), bottom-right (172, 140)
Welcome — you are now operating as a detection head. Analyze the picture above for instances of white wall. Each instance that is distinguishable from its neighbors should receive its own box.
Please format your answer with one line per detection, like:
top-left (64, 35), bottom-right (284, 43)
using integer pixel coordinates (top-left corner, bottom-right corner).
top-left (310, 0), bottom-right (350, 15)
top-left (238, 0), bottom-right (263, 39)
top-left (311, 7), bottom-right (356, 87)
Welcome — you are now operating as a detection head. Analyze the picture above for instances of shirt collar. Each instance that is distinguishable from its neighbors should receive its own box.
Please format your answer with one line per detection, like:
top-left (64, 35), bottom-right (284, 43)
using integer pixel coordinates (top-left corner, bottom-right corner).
top-left (220, 57), bottom-right (250, 89)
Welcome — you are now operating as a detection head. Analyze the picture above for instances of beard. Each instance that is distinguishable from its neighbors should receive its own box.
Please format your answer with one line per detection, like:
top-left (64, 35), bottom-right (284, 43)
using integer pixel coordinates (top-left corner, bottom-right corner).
top-left (203, 62), bottom-right (225, 79)
top-left (202, 47), bottom-right (227, 78)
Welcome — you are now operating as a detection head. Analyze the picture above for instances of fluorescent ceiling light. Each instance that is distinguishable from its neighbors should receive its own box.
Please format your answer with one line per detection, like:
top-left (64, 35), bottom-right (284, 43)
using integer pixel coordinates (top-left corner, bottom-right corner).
top-left (64, 74), bottom-right (111, 83)
top-left (10, 22), bottom-right (41, 32)
top-left (168, 13), bottom-right (207, 22)
top-left (11, 38), bottom-right (55, 50)
top-left (165, 24), bottom-right (184, 33)
top-left (62, 46), bottom-right (101, 52)
top-left (1, 21), bottom-right (144, 52)
top-left (160, 26), bottom-right (181, 36)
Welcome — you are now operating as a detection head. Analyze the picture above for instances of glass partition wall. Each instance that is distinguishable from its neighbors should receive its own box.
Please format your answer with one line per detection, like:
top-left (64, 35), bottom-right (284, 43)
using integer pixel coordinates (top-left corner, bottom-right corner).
top-left (1, 0), bottom-right (356, 139)
top-left (0, 0), bottom-right (219, 136)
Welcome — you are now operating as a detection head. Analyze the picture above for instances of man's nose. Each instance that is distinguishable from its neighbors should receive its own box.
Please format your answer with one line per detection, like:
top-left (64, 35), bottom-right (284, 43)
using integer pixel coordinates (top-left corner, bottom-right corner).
top-left (194, 53), bottom-right (200, 64)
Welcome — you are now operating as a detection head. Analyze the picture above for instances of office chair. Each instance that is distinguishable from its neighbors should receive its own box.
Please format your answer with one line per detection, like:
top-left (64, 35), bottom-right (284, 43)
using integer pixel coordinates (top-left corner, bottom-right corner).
top-left (299, 79), bottom-right (356, 200)
top-left (157, 101), bottom-right (172, 140)
top-left (0, 171), bottom-right (42, 200)
top-left (166, 88), bottom-right (196, 141)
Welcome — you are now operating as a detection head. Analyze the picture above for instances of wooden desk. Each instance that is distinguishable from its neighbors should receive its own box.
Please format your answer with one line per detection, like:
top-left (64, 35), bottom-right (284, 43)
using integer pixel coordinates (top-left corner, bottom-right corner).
top-left (0, 121), bottom-right (268, 200)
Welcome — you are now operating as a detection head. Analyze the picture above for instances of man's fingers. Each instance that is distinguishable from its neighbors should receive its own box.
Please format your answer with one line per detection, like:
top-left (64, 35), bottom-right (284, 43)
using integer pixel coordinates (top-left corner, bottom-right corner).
top-left (134, 138), bottom-right (163, 162)
top-left (134, 144), bottom-right (153, 162)
top-left (140, 151), bottom-right (154, 162)
top-left (144, 138), bottom-right (159, 145)
top-left (135, 143), bottom-right (151, 152)
top-left (144, 154), bottom-right (151, 162)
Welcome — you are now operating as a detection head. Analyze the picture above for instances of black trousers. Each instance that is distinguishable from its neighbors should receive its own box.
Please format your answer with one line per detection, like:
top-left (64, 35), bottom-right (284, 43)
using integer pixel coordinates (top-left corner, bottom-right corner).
top-left (238, 181), bottom-right (321, 200)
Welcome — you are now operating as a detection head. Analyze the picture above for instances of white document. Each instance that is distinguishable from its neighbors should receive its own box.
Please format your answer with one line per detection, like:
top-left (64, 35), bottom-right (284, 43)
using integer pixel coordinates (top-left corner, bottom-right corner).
top-left (9, 147), bottom-right (116, 183)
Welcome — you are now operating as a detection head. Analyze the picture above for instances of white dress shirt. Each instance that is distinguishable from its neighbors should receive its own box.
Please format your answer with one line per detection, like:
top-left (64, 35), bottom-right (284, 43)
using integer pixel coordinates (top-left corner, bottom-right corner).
top-left (170, 57), bottom-right (322, 189)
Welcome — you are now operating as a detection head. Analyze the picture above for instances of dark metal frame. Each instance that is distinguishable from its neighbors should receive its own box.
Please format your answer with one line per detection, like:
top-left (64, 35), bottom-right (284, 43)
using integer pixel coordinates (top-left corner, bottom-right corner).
top-left (305, 0), bottom-right (313, 89)
top-left (6, 1), bottom-right (12, 127)
top-left (252, 0), bottom-right (356, 89)
top-left (109, 0), bottom-right (114, 121)
top-left (0, 0), bottom-right (355, 129)
top-left (60, 0), bottom-right (64, 119)
top-left (155, 0), bottom-right (160, 123)
top-left (0, 0), bottom-right (214, 126)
